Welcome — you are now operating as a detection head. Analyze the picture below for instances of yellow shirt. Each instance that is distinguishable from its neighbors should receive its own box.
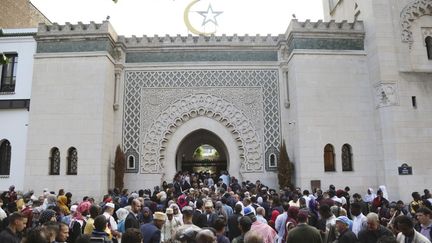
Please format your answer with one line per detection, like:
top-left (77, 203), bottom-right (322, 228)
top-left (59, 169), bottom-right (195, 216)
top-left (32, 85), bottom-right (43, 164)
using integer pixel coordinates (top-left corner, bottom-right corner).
top-left (84, 218), bottom-right (94, 235)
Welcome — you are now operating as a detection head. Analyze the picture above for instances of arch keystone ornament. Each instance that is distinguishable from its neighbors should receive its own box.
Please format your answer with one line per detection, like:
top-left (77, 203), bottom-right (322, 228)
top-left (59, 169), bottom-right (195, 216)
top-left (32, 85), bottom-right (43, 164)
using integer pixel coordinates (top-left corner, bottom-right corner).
top-left (141, 93), bottom-right (263, 174)
top-left (400, 0), bottom-right (432, 47)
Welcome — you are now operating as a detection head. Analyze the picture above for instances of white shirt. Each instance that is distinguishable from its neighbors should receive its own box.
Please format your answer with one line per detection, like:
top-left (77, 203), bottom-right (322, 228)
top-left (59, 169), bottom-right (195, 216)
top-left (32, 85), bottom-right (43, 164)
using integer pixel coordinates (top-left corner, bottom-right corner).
top-left (352, 213), bottom-right (367, 237)
top-left (256, 215), bottom-right (268, 224)
top-left (275, 212), bottom-right (288, 243)
top-left (103, 212), bottom-right (118, 231)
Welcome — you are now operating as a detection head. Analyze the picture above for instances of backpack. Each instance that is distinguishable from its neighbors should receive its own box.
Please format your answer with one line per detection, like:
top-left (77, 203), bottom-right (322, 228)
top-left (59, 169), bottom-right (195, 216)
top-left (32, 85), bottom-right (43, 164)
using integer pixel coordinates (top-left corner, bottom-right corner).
top-left (69, 219), bottom-right (85, 243)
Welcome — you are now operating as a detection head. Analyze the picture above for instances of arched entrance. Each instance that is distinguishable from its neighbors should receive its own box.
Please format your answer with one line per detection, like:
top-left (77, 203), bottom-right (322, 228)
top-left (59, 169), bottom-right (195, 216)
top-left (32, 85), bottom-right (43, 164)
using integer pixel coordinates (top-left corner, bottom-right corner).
top-left (163, 116), bottom-right (242, 182)
top-left (176, 129), bottom-right (228, 174)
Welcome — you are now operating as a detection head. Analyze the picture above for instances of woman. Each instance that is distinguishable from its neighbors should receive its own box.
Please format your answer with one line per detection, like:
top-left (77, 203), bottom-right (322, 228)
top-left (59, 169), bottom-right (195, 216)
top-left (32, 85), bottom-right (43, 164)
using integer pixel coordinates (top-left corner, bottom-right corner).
top-left (57, 195), bottom-right (70, 216)
top-left (170, 203), bottom-right (183, 224)
top-left (116, 207), bottom-right (129, 234)
top-left (69, 201), bottom-right (90, 243)
top-left (138, 207), bottom-right (153, 224)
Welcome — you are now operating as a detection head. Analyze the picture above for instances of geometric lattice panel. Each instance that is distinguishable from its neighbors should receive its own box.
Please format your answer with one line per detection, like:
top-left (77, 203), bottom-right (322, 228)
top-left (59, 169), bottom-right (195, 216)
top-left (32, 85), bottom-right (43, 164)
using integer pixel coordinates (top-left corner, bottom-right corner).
top-left (123, 69), bottom-right (280, 172)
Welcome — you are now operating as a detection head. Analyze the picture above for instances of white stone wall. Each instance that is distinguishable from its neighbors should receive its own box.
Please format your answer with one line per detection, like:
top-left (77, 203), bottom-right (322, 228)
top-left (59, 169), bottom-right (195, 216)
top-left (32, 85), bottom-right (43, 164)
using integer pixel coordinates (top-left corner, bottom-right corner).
top-left (0, 34), bottom-right (35, 191)
top-left (286, 51), bottom-right (381, 195)
top-left (323, 0), bottom-right (432, 202)
top-left (25, 53), bottom-right (115, 201)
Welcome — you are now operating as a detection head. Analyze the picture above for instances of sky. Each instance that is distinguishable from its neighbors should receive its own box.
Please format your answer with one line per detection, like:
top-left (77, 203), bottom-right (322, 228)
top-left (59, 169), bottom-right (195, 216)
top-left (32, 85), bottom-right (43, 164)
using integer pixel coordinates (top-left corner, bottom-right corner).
top-left (31, 0), bottom-right (324, 36)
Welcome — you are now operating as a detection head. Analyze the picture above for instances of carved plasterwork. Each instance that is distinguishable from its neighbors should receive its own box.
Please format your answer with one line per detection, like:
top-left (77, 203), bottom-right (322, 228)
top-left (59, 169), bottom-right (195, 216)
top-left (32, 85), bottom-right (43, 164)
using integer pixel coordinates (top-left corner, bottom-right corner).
top-left (400, 0), bottom-right (432, 46)
top-left (122, 70), bottom-right (281, 173)
top-left (141, 93), bottom-right (263, 173)
top-left (422, 27), bottom-right (432, 45)
top-left (374, 83), bottom-right (399, 108)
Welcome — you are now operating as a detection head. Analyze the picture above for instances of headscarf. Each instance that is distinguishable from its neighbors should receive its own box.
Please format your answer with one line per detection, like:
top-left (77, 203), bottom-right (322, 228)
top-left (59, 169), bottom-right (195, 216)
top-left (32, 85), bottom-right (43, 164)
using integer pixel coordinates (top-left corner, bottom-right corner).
top-left (139, 207), bottom-right (153, 224)
top-left (116, 208), bottom-right (129, 222)
top-left (39, 209), bottom-right (56, 225)
top-left (379, 185), bottom-right (389, 200)
top-left (57, 195), bottom-right (70, 215)
top-left (364, 188), bottom-right (376, 203)
top-left (72, 201), bottom-right (91, 222)
top-left (177, 194), bottom-right (188, 209)
top-left (170, 204), bottom-right (183, 224)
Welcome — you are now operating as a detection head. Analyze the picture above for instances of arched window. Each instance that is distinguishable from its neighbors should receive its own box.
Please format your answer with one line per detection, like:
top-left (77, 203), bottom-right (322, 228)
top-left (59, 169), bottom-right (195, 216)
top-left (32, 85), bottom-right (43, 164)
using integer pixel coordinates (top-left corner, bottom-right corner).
top-left (269, 153), bottom-right (276, 167)
top-left (66, 147), bottom-right (78, 175)
top-left (49, 147), bottom-right (60, 175)
top-left (324, 144), bottom-right (335, 172)
top-left (426, 36), bottom-right (432, 60)
top-left (341, 144), bottom-right (353, 171)
top-left (0, 139), bottom-right (11, 175)
top-left (127, 155), bottom-right (135, 170)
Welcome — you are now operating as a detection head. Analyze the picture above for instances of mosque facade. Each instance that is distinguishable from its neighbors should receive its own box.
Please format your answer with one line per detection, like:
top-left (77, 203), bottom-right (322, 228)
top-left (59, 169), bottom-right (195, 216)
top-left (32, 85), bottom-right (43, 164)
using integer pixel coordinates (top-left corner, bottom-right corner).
top-left (0, 0), bottom-right (431, 202)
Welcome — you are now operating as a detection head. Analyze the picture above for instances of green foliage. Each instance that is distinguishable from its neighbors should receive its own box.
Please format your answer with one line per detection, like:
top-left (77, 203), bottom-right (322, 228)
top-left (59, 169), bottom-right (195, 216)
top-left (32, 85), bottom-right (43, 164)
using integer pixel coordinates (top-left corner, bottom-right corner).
top-left (114, 145), bottom-right (125, 189)
top-left (278, 140), bottom-right (294, 189)
top-left (0, 53), bottom-right (9, 65)
top-left (193, 147), bottom-right (203, 159)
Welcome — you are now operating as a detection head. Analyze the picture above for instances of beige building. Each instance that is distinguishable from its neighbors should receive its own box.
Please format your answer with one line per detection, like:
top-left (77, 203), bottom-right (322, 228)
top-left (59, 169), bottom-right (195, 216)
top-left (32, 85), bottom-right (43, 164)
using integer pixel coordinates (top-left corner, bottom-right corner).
top-left (20, 0), bottom-right (432, 202)
top-left (0, 0), bottom-right (50, 28)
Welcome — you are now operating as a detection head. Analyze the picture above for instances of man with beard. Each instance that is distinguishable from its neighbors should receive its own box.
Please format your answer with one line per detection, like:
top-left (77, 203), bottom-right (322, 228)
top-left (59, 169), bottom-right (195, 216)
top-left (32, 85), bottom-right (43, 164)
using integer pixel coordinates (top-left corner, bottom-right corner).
top-left (140, 212), bottom-right (166, 243)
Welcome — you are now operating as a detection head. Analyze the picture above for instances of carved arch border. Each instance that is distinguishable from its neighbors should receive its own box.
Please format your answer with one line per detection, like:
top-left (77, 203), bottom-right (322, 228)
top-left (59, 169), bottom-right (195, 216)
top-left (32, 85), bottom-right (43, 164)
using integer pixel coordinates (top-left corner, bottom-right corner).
top-left (401, 0), bottom-right (432, 45)
top-left (140, 93), bottom-right (263, 174)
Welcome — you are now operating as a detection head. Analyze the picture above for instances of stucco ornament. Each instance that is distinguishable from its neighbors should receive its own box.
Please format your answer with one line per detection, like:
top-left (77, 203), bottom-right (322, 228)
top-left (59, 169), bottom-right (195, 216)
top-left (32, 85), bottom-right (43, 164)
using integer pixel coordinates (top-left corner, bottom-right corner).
top-left (141, 93), bottom-right (263, 173)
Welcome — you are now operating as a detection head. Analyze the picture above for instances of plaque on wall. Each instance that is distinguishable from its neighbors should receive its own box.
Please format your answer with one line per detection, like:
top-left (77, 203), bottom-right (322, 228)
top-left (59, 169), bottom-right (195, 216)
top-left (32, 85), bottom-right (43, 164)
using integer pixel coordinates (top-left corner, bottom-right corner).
top-left (398, 163), bottom-right (412, 175)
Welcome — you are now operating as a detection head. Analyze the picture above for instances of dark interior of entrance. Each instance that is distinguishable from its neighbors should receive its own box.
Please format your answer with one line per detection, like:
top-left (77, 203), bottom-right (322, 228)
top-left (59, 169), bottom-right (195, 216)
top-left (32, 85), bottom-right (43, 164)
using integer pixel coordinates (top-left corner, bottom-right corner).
top-left (176, 129), bottom-right (228, 174)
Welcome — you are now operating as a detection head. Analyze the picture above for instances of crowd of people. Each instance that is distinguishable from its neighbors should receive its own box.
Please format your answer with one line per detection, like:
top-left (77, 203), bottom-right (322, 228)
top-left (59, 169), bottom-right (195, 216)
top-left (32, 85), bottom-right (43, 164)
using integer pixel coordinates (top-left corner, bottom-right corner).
top-left (0, 170), bottom-right (431, 243)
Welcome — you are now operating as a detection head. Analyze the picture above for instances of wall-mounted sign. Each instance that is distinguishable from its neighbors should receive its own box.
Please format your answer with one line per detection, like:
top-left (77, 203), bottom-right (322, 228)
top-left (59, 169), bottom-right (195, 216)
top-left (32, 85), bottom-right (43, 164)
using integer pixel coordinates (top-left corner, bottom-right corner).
top-left (398, 163), bottom-right (412, 175)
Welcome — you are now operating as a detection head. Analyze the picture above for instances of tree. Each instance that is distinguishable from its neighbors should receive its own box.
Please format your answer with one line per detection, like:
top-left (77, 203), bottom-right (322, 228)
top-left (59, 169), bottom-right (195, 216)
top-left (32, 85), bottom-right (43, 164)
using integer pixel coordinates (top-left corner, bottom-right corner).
top-left (114, 145), bottom-right (126, 190)
top-left (0, 53), bottom-right (9, 65)
top-left (278, 140), bottom-right (294, 189)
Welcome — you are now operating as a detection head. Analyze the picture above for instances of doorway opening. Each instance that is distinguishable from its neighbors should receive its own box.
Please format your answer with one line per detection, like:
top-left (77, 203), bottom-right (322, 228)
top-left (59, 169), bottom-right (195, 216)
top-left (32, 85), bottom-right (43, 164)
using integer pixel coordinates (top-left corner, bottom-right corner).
top-left (176, 129), bottom-right (228, 174)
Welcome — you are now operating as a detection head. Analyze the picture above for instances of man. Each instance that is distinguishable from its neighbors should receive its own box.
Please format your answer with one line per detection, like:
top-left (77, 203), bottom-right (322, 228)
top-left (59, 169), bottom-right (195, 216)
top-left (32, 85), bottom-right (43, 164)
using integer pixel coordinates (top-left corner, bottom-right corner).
top-left (174, 206), bottom-right (202, 243)
top-left (256, 206), bottom-right (268, 224)
top-left (125, 199), bottom-right (141, 230)
top-left (5, 185), bottom-right (17, 205)
top-left (246, 207), bottom-right (277, 243)
top-left (0, 212), bottom-right (26, 243)
top-left (287, 211), bottom-right (323, 243)
top-left (243, 197), bottom-right (256, 215)
top-left (232, 216), bottom-right (252, 243)
top-left (140, 211), bottom-right (166, 243)
top-left (396, 215), bottom-right (430, 243)
top-left (275, 202), bottom-right (290, 243)
top-left (221, 197), bottom-right (233, 219)
top-left (228, 204), bottom-right (243, 240)
top-left (351, 202), bottom-right (368, 237)
top-left (358, 212), bottom-right (394, 243)
top-left (192, 199), bottom-right (208, 228)
top-left (103, 202), bottom-right (121, 240)
top-left (90, 215), bottom-right (111, 242)
top-left (415, 207), bottom-right (432, 241)
top-left (335, 216), bottom-right (358, 243)
top-left (214, 218), bottom-right (230, 243)
top-left (353, 193), bottom-right (370, 216)
top-left (219, 171), bottom-right (230, 187)
top-left (410, 192), bottom-right (425, 215)
top-left (204, 201), bottom-right (218, 228)
top-left (161, 208), bottom-right (181, 242)
top-left (318, 204), bottom-right (337, 243)
top-left (55, 222), bottom-right (70, 243)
